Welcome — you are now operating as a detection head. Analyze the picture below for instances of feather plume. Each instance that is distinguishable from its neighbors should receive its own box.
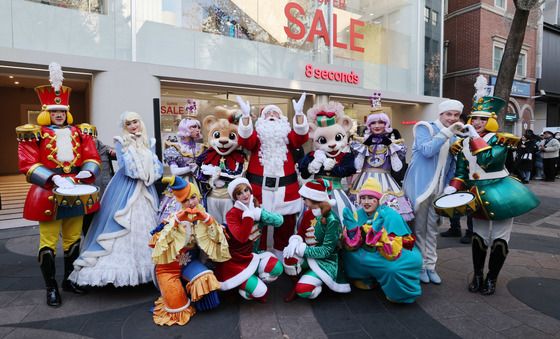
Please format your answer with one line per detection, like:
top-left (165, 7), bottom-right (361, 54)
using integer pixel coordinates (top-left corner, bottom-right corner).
top-left (48, 62), bottom-right (64, 91)
top-left (474, 75), bottom-right (488, 101)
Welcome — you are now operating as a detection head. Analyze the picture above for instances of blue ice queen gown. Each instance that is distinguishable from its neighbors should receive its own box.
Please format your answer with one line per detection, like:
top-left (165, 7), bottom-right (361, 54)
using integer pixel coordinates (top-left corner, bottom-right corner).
top-left (70, 135), bottom-right (163, 286)
top-left (342, 205), bottom-right (422, 303)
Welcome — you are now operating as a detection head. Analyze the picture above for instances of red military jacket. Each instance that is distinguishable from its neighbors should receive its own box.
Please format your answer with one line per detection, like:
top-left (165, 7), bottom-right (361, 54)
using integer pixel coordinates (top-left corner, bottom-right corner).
top-left (16, 123), bottom-right (101, 221)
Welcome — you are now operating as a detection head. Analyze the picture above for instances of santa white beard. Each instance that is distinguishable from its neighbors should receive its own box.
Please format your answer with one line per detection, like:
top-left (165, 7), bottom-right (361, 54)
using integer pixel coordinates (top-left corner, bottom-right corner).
top-left (255, 117), bottom-right (291, 176)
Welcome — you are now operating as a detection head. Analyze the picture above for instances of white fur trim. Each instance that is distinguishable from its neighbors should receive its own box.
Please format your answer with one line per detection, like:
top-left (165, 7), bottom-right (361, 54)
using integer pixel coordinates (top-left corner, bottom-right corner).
top-left (228, 177), bottom-right (250, 200)
top-left (54, 128), bottom-right (74, 162)
top-left (412, 121), bottom-right (451, 211)
top-left (261, 105), bottom-right (282, 117)
top-left (440, 127), bottom-right (452, 138)
top-left (238, 121), bottom-right (253, 139)
top-left (234, 200), bottom-right (249, 211)
top-left (307, 258), bottom-right (351, 293)
top-left (46, 104), bottom-right (69, 111)
top-left (260, 188), bottom-right (302, 215)
top-left (299, 273), bottom-right (323, 286)
top-left (299, 185), bottom-right (329, 202)
top-left (242, 210), bottom-right (254, 220)
top-left (438, 99), bottom-right (463, 114)
top-left (219, 253), bottom-right (260, 291)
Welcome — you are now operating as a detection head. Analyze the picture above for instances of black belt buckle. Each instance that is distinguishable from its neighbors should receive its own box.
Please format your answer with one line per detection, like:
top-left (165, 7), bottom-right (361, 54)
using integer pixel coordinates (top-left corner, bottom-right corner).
top-left (263, 176), bottom-right (279, 191)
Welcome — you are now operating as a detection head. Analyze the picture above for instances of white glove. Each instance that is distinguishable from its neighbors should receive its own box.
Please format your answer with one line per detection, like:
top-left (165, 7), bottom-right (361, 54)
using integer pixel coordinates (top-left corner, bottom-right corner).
top-left (292, 92), bottom-right (306, 115)
top-left (201, 164), bottom-right (220, 176)
top-left (235, 200), bottom-right (250, 212)
top-left (313, 150), bottom-right (327, 163)
top-left (170, 164), bottom-right (190, 176)
top-left (75, 170), bottom-right (92, 179)
top-left (323, 158), bottom-right (336, 171)
top-left (283, 235), bottom-right (303, 259)
top-left (236, 96), bottom-right (251, 119)
top-left (252, 207), bottom-right (262, 221)
top-left (248, 195), bottom-right (255, 209)
top-left (308, 159), bottom-right (323, 174)
top-left (464, 124), bottom-right (480, 139)
top-left (449, 122), bottom-right (465, 136)
top-left (52, 175), bottom-right (75, 189)
top-left (443, 186), bottom-right (457, 195)
top-left (295, 242), bottom-right (307, 257)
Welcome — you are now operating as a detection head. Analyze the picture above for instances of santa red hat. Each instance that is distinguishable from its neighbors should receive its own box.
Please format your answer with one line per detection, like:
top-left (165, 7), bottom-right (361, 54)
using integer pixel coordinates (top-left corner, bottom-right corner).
top-left (227, 177), bottom-right (251, 200)
top-left (298, 179), bottom-right (336, 206)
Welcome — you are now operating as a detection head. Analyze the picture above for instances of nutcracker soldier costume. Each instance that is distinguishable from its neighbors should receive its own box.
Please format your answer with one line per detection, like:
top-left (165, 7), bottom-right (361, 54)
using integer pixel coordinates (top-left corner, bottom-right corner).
top-left (446, 76), bottom-right (539, 295)
top-left (15, 62), bottom-right (101, 306)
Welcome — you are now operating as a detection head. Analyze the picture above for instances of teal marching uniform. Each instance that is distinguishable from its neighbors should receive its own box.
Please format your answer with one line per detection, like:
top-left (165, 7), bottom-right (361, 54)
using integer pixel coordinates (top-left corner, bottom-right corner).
top-left (342, 205), bottom-right (422, 303)
top-left (448, 92), bottom-right (539, 295)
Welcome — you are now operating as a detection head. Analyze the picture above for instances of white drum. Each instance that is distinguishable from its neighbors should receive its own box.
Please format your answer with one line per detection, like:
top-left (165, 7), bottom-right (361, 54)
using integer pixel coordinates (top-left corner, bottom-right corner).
top-left (53, 184), bottom-right (100, 209)
top-left (433, 192), bottom-right (478, 218)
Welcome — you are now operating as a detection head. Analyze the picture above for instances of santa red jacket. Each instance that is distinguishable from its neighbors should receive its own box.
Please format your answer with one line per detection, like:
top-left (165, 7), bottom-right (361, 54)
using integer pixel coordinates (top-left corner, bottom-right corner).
top-left (16, 124), bottom-right (101, 221)
top-left (238, 129), bottom-right (308, 215)
top-left (214, 206), bottom-right (260, 290)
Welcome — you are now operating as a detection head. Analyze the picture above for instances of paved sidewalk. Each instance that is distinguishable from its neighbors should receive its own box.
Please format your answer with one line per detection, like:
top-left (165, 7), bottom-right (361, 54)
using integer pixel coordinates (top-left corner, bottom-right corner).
top-left (0, 180), bottom-right (559, 338)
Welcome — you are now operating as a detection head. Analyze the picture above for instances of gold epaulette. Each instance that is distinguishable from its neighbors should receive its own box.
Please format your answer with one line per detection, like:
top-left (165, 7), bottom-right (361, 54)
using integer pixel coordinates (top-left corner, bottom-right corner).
top-left (16, 124), bottom-right (41, 141)
top-left (77, 123), bottom-right (97, 137)
top-left (495, 133), bottom-right (520, 148)
top-left (450, 138), bottom-right (464, 155)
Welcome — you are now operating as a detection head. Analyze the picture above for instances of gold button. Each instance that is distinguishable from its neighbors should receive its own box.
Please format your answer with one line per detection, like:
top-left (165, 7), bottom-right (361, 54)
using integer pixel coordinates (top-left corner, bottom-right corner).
top-left (484, 201), bottom-right (490, 206)
top-left (489, 212), bottom-right (495, 217)
top-left (75, 200), bottom-right (82, 206)
top-left (61, 200), bottom-right (68, 206)
top-left (480, 191), bottom-right (486, 195)
top-left (44, 210), bottom-right (52, 216)
top-left (47, 195), bottom-right (54, 202)
top-left (47, 155), bottom-right (54, 161)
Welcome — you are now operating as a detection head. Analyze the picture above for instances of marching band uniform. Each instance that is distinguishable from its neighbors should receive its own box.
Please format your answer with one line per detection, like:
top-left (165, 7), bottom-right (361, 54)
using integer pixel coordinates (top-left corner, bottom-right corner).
top-left (447, 92), bottom-right (539, 295)
top-left (16, 62), bottom-right (100, 306)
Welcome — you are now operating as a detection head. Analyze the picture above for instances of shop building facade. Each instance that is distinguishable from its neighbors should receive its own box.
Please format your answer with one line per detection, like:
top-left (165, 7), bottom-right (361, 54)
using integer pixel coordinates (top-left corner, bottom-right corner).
top-left (443, 0), bottom-right (541, 135)
top-left (1, 0), bottom-right (445, 174)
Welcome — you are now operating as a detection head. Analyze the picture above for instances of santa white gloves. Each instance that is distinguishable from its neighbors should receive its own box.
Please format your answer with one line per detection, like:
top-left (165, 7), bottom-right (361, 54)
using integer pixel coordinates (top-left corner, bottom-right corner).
top-left (283, 235), bottom-right (307, 259)
top-left (443, 185), bottom-right (457, 195)
top-left (292, 93), bottom-right (309, 135)
top-left (236, 96), bottom-right (251, 121)
top-left (236, 197), bottom-right (262, 222)
top-left (52, 175), bottom-right (75, 189)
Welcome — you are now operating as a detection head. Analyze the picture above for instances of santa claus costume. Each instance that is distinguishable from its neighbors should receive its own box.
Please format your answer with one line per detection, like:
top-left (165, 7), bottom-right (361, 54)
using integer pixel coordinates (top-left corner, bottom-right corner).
top-left (214, 178), bottom-right (283, 301)
top-left (236, 94), bottom-right (309, 255)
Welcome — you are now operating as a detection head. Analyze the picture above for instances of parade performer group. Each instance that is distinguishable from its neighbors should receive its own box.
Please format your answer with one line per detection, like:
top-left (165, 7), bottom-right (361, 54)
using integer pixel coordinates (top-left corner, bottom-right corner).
top-left (16, 63), bottom-right (539, 324)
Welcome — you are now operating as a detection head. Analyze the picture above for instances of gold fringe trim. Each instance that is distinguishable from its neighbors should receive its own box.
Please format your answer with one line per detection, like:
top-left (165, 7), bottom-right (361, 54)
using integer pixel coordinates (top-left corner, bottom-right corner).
top-left (152, 297), bottom-right (196, 326)
top-left (194, 219), bottom-right (231, 262)
top-left (152, 218), bottom-right (187, 265)
top-left (186, 272), bottom-right (221, 302)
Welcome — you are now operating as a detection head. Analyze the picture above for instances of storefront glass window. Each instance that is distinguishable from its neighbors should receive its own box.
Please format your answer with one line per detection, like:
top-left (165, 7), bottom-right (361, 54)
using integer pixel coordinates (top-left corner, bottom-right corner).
top-left (424, 0), bottom-right (441, 97)
top-left (25, 0), bottom-right (105, 14)
top-left (135, 0), bottom-right (423, 95)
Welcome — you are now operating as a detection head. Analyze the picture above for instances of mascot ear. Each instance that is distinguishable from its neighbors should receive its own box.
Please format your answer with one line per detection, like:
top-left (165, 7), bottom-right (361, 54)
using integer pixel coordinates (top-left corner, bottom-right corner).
top-left (308, 122), bottom-right (317, 139)
top-left (339, 116), bottom-right (353, 132)
top-left (203, 115), bottom-right (217, 132)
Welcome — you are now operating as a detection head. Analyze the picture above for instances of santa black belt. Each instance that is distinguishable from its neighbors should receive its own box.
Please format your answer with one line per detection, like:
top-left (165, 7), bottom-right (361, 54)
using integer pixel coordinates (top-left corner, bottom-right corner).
top-left (246, 173), bottom-right (298, 191)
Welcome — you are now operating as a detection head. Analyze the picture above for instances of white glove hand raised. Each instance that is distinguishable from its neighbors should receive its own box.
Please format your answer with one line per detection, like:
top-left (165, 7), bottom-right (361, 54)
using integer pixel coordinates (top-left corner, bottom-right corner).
top-left (448, 122), bottom-right (465, 136)
top-left (464, 124), bottom-right (480, 139)
top-left (292, 92), bottom-right (306, 115)
top-left (75, 170), bottom-right (92, 179)
top-left (52, 175), bottom-right (75, 189)
top-left (323, 158), bottom-right (336, 171)
top-left (443, 186), bottom-right (457, 195)
top-left (236, 96), bottom-right (251, 118)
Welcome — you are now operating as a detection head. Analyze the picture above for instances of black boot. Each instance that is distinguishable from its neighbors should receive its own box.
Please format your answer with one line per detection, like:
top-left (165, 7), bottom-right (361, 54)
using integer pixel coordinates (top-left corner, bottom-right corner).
top-left (481, 239), bottom-right (509, 296)
top-left (38, 247), bottom-right (62, 307)
top-left (62, 240), bottom-right (88, 294)
top-left (468, 234), bottom-right (487, 293)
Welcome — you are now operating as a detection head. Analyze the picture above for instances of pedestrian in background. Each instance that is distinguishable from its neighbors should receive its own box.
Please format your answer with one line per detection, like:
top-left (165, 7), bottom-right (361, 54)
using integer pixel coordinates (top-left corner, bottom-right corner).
top-left (540, 129), bottom-right (560, 182)
top-left (515, 135), bottom-right (537, 184)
